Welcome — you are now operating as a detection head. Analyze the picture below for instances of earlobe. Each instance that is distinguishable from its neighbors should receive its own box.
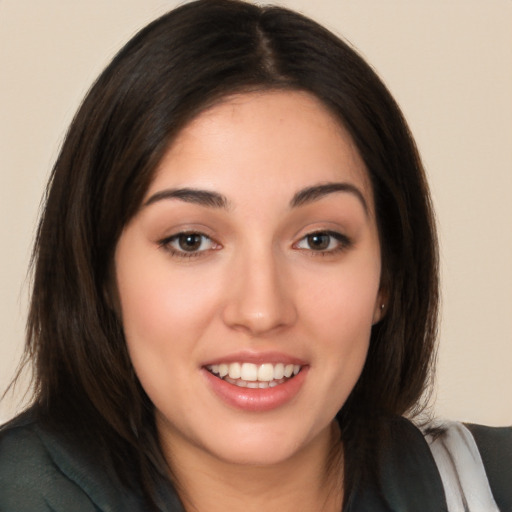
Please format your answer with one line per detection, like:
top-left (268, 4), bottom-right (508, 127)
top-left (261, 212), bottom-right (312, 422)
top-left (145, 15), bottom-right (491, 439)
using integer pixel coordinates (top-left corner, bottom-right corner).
top-left (372, 285), bottom-right (388, 324)
top-left (373, 271), bottom-right (390, 324)
top-left (103, 265), bottom-right (123, 320)
top-left (372, 302), bottom-right (385, 325)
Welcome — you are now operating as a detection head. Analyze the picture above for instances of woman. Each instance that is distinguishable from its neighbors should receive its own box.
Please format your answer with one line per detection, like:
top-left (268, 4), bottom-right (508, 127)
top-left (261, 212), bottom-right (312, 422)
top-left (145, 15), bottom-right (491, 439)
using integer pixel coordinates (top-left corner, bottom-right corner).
top-left (0, 1), bottom-right (510, 511)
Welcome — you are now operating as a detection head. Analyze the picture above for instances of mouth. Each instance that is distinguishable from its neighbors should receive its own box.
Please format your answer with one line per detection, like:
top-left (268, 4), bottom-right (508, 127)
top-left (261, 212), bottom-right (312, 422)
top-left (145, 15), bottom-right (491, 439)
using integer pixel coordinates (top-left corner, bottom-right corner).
top-left (206, 362), bottom-right (302, 389)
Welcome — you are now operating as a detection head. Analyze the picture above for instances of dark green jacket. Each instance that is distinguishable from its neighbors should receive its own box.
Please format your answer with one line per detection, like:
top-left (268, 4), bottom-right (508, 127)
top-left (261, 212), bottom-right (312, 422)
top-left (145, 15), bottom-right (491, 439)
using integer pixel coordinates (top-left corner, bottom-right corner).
top-left (1, 413), bottom-right (511, 511)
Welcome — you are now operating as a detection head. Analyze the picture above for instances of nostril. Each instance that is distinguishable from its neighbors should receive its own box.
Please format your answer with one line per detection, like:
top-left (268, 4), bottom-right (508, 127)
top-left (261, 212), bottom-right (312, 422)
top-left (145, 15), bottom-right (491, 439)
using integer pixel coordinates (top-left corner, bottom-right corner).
top-left (220, 255), bottom-right (298, 335)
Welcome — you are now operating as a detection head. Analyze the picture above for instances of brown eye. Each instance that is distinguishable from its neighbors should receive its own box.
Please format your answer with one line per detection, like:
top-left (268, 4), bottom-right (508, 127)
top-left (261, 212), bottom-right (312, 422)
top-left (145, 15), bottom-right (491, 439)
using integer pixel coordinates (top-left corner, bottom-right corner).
top-left (306, 233), bottom-right (331, 251)
top-left (294, 230), bottom-right (351, 254)
top-left (178, 233), bottom-right (203, 251)
top-left (160, 232), bottom-right (217, 257)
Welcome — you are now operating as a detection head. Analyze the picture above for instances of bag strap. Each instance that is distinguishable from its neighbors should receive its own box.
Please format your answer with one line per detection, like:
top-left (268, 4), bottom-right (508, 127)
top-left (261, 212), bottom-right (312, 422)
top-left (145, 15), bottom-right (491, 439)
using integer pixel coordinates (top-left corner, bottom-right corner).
top-left (424, 420), bottom-right (500, 512)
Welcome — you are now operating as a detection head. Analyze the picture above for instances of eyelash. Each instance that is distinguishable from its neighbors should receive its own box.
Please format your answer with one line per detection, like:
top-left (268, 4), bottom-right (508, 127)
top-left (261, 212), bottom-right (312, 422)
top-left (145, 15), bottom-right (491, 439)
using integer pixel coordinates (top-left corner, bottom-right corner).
top-left (293, 230), bottom-right (352, 255)
top-left (158, 230), bottom-right (352, 259)
top-left (158, 232), bottom-right (219, 259)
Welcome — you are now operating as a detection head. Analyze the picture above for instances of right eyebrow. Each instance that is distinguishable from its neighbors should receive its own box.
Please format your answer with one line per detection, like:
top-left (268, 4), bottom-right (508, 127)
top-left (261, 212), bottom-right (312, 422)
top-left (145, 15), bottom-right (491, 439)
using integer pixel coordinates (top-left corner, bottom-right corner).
top-left (143, 187), bottom-right (230, 209)
top-left (290, 182), bottom-right (369, 215)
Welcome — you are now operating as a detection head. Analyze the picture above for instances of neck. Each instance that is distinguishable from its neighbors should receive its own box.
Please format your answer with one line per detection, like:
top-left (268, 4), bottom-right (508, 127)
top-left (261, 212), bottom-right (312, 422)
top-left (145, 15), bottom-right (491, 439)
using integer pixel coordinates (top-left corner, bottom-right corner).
top-left (162, 422), bottom-right (343, 512)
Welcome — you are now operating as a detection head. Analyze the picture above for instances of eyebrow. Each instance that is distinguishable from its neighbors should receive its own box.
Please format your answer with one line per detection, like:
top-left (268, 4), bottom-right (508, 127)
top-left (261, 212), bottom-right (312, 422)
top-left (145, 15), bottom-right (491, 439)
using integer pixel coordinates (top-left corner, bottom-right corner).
top-left (143, 182), bottom-right (368, 213)
top-left (290, 182), bottom-right (368, 214)
top-left (144, 188), bottom-right (230, 209)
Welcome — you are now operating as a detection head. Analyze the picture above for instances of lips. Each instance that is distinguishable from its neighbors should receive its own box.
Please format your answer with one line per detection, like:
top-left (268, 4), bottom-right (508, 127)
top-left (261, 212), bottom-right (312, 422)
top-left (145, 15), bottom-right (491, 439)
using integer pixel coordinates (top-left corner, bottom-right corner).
top-left (202, 356), bottom-right (307, 412)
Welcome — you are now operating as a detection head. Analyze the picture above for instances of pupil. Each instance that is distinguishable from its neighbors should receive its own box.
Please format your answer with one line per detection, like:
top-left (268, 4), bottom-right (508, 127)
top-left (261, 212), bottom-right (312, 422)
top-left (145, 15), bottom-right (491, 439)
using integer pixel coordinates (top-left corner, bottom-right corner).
top-left (308, 233), bottom-right (329, 250)
top-left (179, 234), bottom-right (201, 251)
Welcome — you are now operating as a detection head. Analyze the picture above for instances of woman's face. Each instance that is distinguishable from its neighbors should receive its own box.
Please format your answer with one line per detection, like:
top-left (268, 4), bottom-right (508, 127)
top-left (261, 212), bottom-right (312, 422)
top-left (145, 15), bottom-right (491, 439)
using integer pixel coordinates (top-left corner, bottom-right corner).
top-left (115, 91), bottom-right (383, 467)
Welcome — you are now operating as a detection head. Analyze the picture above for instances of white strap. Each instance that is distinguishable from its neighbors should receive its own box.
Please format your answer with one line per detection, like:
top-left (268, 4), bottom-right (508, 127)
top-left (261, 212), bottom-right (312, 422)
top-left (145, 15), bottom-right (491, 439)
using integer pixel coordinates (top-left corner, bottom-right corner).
top-left (424, 420), bottom-right (500, 512)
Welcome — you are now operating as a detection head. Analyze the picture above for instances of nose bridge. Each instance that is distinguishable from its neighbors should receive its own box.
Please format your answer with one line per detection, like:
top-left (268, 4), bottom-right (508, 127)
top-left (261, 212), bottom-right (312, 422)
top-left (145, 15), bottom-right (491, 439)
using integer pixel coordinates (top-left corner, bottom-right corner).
top-left (222, 240), bottom-right (296, 335)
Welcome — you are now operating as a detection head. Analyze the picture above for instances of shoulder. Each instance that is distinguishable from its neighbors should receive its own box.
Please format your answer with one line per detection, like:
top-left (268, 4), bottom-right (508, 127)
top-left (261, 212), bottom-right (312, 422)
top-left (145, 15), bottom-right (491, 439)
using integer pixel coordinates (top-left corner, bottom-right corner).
top-left (365, 416), bottom-right (511, 512)
top-left (465, 421), bottom-right (512, 459)
top-left (465, 422), bottom-right (512, 511)
top-left (0, 411), bottom-right (99, 511)
top-left (345, 416), bottom-right (449, 511)
top-left (0, 410), bottom-right (151, 512)
top-left (422, 419), bottom-right (512, 512)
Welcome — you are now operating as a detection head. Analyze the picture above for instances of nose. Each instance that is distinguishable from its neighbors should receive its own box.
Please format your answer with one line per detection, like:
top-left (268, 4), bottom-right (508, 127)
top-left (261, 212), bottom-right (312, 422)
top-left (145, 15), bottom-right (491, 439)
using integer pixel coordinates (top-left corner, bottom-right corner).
top-left (221, 247), bottom-right (297, 336)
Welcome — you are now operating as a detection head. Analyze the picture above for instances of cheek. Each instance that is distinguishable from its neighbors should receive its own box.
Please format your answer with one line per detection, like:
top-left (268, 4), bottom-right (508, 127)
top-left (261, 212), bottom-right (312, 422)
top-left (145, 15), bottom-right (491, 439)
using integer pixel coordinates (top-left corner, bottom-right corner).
top-left (118, 257), bottom-right (219, 344)
top-left (299, 259), bottom-right (381, 335)
top-left (114, 233), bottom-right (223, 386)
top-left (116, 262), bottom-right (224, 411)
top-left (297, 258), bottom-right (380, 391)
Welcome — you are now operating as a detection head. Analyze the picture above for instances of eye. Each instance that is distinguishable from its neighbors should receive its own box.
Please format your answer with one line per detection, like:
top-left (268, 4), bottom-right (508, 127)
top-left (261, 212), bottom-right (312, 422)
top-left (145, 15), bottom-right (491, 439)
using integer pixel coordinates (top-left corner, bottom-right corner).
top-left (159, 232), bottom-right (218, 257)
top-left (294, 231), bottom-right (351, 253)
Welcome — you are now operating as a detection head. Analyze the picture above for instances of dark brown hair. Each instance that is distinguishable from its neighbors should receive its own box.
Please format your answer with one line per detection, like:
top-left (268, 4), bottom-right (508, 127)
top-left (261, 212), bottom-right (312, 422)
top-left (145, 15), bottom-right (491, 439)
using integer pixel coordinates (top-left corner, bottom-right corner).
top-left (15, 0), bottom-right (438, 508)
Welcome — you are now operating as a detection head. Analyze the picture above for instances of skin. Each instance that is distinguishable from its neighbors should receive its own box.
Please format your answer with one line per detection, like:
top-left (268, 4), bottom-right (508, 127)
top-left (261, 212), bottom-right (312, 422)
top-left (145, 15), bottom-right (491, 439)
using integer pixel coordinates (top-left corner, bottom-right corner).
top-left (115, 90), bottom-right (384, 511)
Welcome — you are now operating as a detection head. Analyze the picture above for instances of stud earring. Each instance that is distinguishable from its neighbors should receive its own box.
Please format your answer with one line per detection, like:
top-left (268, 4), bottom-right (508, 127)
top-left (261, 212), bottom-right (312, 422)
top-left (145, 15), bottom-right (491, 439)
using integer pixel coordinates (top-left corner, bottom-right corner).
top-left (380, 304), bottom-right (385, 310)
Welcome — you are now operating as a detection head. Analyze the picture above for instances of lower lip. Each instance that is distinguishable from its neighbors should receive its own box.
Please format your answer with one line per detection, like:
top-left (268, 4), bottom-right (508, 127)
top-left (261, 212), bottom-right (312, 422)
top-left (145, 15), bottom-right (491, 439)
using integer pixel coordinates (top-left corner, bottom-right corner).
top-left (202, 367), bottom-right (308, 412)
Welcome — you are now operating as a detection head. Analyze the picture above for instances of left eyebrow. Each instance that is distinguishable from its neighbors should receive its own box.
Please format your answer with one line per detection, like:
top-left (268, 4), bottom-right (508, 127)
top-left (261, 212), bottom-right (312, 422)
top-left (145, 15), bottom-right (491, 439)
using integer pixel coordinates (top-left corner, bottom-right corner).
top-left (290, 182), bottom-right (369, 214)
top-left (143, 187), bottom-right (230, 209)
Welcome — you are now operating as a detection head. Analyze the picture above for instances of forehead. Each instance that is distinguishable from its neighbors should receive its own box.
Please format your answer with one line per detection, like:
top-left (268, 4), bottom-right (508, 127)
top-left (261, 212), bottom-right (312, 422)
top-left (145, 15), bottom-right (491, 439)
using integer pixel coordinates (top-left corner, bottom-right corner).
top-left (148, 90), bottom-right (373, 210)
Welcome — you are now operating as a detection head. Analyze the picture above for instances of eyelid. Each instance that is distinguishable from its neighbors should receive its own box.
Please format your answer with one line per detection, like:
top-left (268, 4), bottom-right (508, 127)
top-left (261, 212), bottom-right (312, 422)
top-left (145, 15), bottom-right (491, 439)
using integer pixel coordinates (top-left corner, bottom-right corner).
top-left (293, 229), bottom-right (352, 254)
top-left (158, 231), bottom-right (221, 258)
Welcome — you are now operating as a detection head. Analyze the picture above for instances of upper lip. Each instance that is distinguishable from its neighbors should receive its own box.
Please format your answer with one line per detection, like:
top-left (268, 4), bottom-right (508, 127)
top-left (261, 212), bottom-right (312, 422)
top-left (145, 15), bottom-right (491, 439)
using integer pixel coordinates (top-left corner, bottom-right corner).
top-left (202, 350), bottom-right (308, 367)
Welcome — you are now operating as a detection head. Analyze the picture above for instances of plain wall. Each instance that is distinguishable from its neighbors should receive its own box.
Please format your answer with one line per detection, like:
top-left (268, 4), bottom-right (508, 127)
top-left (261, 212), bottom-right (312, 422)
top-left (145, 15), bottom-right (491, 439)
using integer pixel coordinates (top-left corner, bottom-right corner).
top-left (1, 0), bottom-right (511, 425)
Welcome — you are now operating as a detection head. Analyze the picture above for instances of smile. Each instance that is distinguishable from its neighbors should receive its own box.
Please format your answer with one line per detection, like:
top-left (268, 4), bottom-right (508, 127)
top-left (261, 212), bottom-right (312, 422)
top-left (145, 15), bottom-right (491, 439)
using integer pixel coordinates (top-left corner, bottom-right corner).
top-left (206, 362), bottom-right (302, 389)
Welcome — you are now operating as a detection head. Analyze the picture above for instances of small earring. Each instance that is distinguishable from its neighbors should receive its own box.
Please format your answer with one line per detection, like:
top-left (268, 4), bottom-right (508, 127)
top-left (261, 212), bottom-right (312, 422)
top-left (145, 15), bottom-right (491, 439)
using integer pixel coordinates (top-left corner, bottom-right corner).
top-left (380, 304), bottom-right (385, 310)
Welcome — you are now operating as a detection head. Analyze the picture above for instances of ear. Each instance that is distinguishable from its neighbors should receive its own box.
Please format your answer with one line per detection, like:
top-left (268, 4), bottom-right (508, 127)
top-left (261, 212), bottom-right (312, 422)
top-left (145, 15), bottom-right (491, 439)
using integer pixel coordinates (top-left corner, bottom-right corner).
top-left (103, 261), bottom-right (123, 319)
top-left (372, 288), bottom-right (388, 325)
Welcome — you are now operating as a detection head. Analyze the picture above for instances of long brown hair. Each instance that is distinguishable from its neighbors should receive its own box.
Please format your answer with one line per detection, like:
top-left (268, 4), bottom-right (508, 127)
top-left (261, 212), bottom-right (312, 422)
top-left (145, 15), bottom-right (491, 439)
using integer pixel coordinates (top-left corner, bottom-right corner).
top-left (13, 0), bottom-right (438, 508)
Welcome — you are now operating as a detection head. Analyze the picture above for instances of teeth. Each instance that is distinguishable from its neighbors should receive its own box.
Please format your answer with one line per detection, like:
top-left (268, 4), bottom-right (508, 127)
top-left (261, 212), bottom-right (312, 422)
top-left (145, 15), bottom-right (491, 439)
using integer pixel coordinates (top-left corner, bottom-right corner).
top-left (228, 362), bottom-right (241, 379)
top-left (218, 364), bottom-right (229, 378)
top-left (274, 363), bottom-right (284, 379)
top-left (208, 361), bottom-right (303, 384)
top-left (240, 363), bottom-right (258, 381)
top-left (257, 363), bottom-right (274, 382)
top-left (224, 376), bottom-right (285, 388)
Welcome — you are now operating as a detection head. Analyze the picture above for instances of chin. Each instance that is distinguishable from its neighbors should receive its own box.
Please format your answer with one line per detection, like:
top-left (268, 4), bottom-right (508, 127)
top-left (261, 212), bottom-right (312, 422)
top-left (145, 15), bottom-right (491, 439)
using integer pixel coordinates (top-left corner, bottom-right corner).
top-left (196, 418), bottom-right (332, 468)
top-left (206, 439), bottom-right (303, 467)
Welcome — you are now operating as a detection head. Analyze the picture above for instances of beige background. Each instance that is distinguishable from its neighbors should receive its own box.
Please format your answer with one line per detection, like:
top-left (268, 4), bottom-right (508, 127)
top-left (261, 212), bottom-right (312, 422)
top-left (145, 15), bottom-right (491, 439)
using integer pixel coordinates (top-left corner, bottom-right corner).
top-left (1, 0), bottom-right (511, 425)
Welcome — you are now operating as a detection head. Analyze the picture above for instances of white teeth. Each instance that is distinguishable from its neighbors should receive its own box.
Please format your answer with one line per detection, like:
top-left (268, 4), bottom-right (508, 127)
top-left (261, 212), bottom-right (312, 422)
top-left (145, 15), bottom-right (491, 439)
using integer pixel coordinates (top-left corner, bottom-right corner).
top-left (224, 375), bottom-right (286, 388)
top-left (207, 361), bottom-right (303, 385)
top-left (283, 364), bottom-right (294, 378)
top-left (228, 362), bottom-right (241, 379)
top-left (218, 363), bottom-right (229, 378)
top-left (240, 363), bottom-right (258, 381)
top-left (257, 363), bottom-right (274, 382)
top-left (274, 363), bottom-right (284, 379)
